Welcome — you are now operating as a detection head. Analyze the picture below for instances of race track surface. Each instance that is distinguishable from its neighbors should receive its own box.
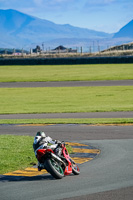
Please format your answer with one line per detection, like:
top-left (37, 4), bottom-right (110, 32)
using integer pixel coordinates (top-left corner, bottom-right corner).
top-left (1, 124), bottom-right (133, 140)
top-left (0, 111), bottom-right (133, 119)
top-left (0, 80), bottom-right (133, 88)
top-left (0, 124), bottom-right (133, 200)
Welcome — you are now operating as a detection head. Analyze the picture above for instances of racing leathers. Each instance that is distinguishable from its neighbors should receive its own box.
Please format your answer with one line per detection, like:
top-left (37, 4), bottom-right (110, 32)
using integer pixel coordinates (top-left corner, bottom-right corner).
top-left (33, 135), bottom-right (61, 170)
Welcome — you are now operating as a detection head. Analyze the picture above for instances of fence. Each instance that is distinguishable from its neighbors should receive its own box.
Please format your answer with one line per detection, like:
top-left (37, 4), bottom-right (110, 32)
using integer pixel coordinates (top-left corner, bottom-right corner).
top-left (1, 43), bottom-right (133, 57)
top-left (0, 45), bottom-right (112, 55)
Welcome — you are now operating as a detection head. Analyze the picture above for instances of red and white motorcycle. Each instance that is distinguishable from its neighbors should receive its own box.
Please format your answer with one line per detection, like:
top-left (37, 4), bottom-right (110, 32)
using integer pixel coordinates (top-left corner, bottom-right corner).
top-left (36, 142), bottom-right (80, 179)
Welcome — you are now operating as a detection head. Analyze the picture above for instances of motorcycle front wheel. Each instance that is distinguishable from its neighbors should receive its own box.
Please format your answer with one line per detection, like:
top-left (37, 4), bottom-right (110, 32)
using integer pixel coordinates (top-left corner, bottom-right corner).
top-left (45, 158), bottom-right (64, 179)
top-left (72, 163), bottom-right (80, 175)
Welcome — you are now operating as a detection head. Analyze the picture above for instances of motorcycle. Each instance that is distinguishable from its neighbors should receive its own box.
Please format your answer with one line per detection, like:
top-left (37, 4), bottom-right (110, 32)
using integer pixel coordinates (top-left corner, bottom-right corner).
top-left (36, 142), bottom-right (80, 179)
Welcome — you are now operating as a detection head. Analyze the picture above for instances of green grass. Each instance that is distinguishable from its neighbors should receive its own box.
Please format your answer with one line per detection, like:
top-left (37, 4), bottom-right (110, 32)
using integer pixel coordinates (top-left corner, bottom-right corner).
top-left (0, 118), bottom-right (133, 125)
top-left (0, 86), bottom-right (133, 114)
top-left (0, 135), bottom-right (73, 174)
top-left (0, 64), bottom-right (133, 82)
top-left (0, 135), bottom-right (36, 174)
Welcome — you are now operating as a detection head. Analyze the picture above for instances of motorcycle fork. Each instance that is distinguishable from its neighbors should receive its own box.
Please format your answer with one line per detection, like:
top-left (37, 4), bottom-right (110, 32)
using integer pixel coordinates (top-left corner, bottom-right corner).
top-left (62, 148), bottom-right (72, 175)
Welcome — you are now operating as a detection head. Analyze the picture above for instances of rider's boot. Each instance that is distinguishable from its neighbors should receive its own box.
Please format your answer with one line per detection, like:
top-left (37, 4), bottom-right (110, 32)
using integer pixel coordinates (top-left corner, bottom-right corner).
top-left (38, 161), bottom-right (43, 171)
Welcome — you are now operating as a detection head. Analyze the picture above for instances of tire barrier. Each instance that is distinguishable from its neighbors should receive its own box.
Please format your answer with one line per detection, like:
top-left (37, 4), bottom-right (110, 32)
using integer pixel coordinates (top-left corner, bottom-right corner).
top-left (0, 56), bottom-right (133, 65)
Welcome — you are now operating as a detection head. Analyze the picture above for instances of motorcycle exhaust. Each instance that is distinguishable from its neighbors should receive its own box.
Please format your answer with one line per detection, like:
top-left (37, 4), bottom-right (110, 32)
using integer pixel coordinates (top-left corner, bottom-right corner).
top-left (51, 153), bottom-right (66, 167)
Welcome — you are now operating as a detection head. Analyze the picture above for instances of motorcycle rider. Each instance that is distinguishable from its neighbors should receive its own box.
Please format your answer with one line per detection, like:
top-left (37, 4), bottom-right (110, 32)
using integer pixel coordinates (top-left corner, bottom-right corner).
top-left (33, 131), bottom-right (62, 171)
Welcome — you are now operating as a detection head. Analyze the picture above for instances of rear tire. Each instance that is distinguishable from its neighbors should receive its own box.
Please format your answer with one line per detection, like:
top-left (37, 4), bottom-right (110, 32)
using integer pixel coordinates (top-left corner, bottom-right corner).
top-left (45, 159), bottom-right (64, 179)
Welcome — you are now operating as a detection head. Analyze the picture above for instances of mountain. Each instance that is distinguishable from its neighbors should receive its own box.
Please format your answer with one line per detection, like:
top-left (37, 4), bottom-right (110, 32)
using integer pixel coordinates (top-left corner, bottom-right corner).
top-left (113, 19), bottom-right (133, 38)
top-left (0, 9), bottom-right (111, 49)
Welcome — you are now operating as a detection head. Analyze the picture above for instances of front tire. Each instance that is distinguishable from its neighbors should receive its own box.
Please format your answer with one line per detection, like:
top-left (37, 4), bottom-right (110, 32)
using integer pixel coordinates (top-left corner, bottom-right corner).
top-left (45, 159), bottom-right (64, 179)
top-left (71, 160), bottom-right (80, 175)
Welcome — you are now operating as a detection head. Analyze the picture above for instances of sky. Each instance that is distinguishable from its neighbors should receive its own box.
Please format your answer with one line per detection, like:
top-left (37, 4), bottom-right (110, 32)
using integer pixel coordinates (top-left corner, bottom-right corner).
top-left (0, 0), bottom-right (133, 33)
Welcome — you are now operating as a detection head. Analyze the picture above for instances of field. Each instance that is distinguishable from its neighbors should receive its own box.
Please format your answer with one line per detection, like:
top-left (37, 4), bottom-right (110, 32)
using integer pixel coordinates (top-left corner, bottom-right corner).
top-left (0, 64), bottom-right (133, 82)
top-left (0, 86), bottom-right (133, 114)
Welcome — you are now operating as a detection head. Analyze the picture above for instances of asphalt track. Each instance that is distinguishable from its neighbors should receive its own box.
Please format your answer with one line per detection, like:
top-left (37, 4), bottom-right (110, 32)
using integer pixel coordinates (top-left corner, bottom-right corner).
top-left (0, 80), bottom-right (133, 87)
top-left (0, 80), bottom-right (133, 200)
top-left (0, 124), bottom-right (133, 200)
top-left (0, 111), bottom-right (133, 119)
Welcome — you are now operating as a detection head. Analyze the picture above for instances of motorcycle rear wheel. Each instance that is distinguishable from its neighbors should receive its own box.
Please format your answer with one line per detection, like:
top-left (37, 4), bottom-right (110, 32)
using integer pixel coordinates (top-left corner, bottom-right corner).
top-left (45, 158), bottom-right (64, 179)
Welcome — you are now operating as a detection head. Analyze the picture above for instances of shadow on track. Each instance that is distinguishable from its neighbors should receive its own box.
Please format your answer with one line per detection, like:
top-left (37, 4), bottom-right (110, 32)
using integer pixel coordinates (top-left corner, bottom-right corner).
top-left (0, 174), bottom-right (54, 182)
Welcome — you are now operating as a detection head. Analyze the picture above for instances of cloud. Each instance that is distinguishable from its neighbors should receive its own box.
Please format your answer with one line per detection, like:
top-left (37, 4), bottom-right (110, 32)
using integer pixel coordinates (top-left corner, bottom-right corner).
top-left (0, 0), bottom-right (81, 20)
top-left (0, 0), bottom-right (35, 9)
top-left (33, 0), bottom-right (78, 10)
top-left (33, 0), bottom-right (43, 6)
top-left (84, 0), bottom-right (133, 8)
top-left (0, 0), bottom-right (7, 2)
top-left (84, 0), bottom-right (115, 6)
top-left (82, 0), bottom-right (133, 14)
top-left (84, 0), bottom-right (115, 10)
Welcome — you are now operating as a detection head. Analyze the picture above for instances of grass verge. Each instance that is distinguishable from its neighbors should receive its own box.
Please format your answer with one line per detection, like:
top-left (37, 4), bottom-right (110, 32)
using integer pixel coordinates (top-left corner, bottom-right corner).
top-left (0, 64), bottom-right (133, 82)
top-left (0, 135), bottom-right (73, 174)
top-left (0, 86), bottom-right (133, 114)
top-left (0, 118), bottom-right (133, 125)
top-left (0, 135), bottom-right (36, 174)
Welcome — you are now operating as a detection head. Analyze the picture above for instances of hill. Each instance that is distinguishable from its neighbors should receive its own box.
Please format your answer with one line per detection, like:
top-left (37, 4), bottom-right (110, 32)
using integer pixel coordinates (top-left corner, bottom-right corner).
top-left (113, 19), bottom-right (133, 38)
top-left (0, 9), bottom-right (111, 49)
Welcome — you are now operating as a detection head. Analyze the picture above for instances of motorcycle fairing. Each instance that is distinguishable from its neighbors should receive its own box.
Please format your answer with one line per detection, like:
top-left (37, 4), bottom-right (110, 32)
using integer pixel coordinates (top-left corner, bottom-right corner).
top-left (37, 148), bottom-right (54, 162)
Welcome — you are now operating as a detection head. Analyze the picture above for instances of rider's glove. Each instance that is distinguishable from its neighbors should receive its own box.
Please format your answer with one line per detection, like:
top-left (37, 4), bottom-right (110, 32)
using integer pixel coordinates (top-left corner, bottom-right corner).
top-left (55, 140), bottom-right (62, 147)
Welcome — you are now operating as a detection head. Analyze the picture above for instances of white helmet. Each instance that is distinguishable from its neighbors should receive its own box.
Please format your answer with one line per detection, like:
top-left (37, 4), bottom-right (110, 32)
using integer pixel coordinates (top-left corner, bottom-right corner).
top-left (34, 131), bottom-right (46, 144)
top-left (36, 131), bottom-right (46, 137)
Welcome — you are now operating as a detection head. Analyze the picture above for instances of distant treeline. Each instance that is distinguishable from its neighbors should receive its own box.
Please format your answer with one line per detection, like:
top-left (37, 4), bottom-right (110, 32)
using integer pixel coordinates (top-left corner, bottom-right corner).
top-left (0, 56), bottom-right (133, 65)
top-left (0, 48), bottom-right (28, 54)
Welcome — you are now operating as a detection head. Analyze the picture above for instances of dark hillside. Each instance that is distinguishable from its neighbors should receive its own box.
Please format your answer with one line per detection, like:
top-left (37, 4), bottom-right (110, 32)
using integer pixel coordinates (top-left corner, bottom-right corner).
top-left (114, 20), bottom-right (133, 38)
